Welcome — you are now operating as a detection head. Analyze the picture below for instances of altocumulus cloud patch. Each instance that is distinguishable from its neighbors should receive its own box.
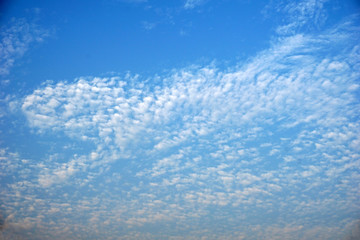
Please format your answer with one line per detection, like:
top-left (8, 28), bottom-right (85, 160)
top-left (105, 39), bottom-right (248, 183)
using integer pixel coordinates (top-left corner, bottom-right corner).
top-left (4, 16), bottom-right (358, 239)
top-left (0, 0), bottom-right (360, 238)
top-left (0, 18), bottom-right (49, 76)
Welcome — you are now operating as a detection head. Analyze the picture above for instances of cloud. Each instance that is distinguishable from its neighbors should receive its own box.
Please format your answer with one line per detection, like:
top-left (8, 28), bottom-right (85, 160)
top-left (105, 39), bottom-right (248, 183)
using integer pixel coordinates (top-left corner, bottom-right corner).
top-left (264, 0), bottom-right (330, 35)
top-left (142, 21), bottom-right (157, 30)
top-left (19, 15), bottom-right (359, 199)
top-left (184, 0), bottom-right (205, 9)
top-left (0, 18), bottom-right (49, 76)
top-left (1, 3), bottom-right (360, 240)
top-left (343, 220), bottom-right (360, 240)
top-left (16, 19), bottom-right (360, 240)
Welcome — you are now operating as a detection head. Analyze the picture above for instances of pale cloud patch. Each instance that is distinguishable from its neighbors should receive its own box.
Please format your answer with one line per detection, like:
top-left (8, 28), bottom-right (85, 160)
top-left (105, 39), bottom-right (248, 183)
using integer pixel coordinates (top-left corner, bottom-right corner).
top-left (142, 21), bottom-right (157, 31)
top-left (0, 18), bottom-right (49, 76)
top-left (264, 0), bottom-right (330, 35)
top-left (184, 0), bottom-right (205, 9)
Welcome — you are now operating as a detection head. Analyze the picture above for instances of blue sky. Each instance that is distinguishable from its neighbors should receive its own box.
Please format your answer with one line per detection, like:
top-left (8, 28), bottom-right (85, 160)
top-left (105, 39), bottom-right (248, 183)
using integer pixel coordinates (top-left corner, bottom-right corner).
top-left (0, 0), bottom-right (360, 239)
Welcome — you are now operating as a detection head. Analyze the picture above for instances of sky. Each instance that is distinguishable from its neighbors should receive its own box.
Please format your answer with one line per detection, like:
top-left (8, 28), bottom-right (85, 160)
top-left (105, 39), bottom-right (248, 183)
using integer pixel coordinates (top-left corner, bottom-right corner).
top-left (0, 0), bottom-right (360, 239)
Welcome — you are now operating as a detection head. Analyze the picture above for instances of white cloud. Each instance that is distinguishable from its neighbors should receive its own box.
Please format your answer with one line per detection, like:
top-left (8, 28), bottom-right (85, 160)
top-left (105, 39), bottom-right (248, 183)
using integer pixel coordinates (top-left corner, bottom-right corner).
top-left (184, 0), bottom-right (205, 9)
top-left (0, 18), bottom-right (49, 76)
top-left (142, 21), bottom-right (157, 30)
top-left (21, 18), bottom-right (360, 191)
top-left (264, 0), bottom-right (329, 35)
top-left (1, 9), bottom-right (359, 240)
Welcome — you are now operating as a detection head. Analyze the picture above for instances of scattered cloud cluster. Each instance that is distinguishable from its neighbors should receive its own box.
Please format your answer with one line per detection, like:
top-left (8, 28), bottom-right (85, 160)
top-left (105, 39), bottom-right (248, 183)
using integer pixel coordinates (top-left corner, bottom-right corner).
top-left (2, 15), bottom-right (356, 239)
top-left (1, 1), bottom-right (360, 239)
top-left (0, 18), bottom-right (49, 76)
top-left (184, 0), bottom-right (205, 9)
top-left (264, 0), bottom-right (330, 35)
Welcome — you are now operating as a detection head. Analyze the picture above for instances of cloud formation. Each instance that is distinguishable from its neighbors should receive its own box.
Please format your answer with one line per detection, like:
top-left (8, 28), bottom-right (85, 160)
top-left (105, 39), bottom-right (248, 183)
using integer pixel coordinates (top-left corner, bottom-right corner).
top-left (0, 0), bottom-right (359, 238)
top-left (0, 18), bottom-right (48, 76)
top-left (264, 0), bottom-right (330, 35)
top-left (8, 14), bottom-right (359, 239)
top-left (184, 0), bottom-right (205, 9)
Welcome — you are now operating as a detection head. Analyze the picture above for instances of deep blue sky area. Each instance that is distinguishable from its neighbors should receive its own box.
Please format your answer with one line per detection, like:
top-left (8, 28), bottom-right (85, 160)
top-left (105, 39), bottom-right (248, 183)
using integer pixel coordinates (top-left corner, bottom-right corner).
top-left (1, 0), bottom-right (360, 239)
top-left (1, 0), bottom-right (358, 80)
top-left (2, 0), bottom-right (281, 80)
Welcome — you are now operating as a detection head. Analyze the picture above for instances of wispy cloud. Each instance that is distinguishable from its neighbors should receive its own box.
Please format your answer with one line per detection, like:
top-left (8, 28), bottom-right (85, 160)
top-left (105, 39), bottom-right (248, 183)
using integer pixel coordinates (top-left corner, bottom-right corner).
top-left (264, 0), bottom-right (329, 35)
top-left (142, 21), bottom-right (157, 31)
top-left (0, 18), bottom-right (49, 76)
top-left (184, 0), bottom-right (205, 9)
